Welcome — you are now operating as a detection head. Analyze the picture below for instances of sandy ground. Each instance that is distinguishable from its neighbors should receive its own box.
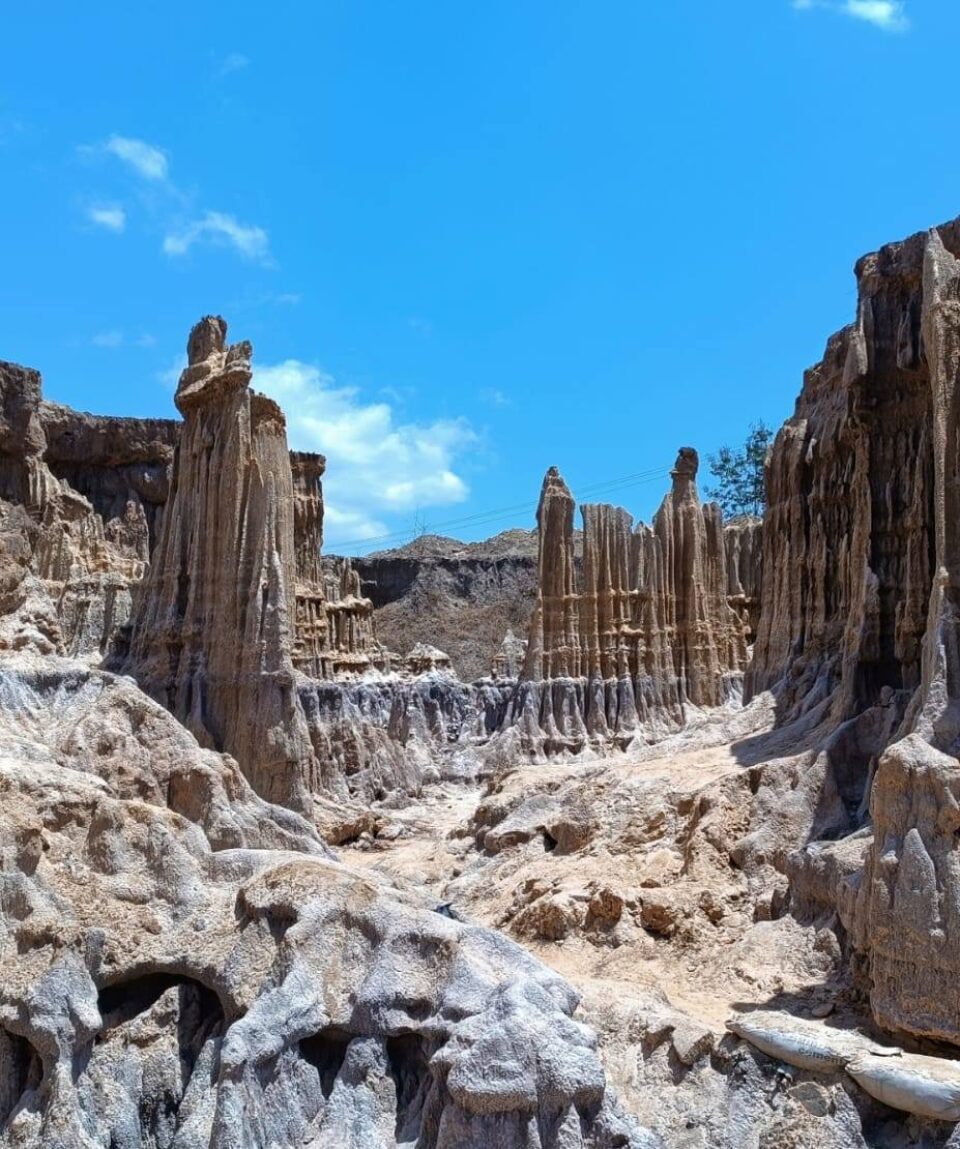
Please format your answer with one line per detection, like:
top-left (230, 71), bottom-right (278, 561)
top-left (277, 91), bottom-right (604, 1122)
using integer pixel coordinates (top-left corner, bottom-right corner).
top-left (337, 700), bottom-right (844, 1040)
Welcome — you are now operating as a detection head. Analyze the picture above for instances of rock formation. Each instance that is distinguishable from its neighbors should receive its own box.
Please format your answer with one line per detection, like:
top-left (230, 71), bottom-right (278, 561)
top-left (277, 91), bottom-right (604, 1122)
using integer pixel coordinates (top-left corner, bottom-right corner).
top-left (511, 451), bottom-right (752, 754)
top-left (724, 517), bottom-right (763, 642)
top-left (743, 218), bottom-right (960, 1049)
top-left (13, 214), bottom-right (960, 1143)
top-left (0, 359), bottom-right (176, 660)
top-left (0, 653), bottom-right (654, 1149)
top-left (851, 229), bottom-right (960, 1045)
top-left (344, 529), bottom-right (544, 682)
top-left (126, 316), bottom-right (317, 815)
top-left (290, 450), bottom-right (330, 677)
top-left (323, 557), bottom-right (389, 675)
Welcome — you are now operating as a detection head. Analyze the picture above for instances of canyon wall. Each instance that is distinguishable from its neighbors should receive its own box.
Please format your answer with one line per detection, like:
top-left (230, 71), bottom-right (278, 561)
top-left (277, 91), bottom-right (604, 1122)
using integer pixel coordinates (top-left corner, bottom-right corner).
top-left (745, 218), bottom-right (960, 1048)
top-left (0, 359), bottom-right (176, 659)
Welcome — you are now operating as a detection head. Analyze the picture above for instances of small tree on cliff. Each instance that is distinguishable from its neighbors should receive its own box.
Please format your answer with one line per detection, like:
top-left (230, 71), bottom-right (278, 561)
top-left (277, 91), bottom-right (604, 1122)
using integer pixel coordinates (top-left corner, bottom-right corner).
top-left (706, 421), bottom-right (772, 519)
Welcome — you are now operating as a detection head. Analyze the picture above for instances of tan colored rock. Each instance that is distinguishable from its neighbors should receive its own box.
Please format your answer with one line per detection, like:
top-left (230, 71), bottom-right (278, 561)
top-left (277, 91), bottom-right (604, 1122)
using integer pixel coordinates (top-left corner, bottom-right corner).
top-left (523, 466), bottom-right (581, 681)
top-left (0, 652), bottom-right (649, 1149)
top-left (323, 557), bottom-right (389, 675)
top-left (512, 451), bottom-right (750, 755)
top-left (0, 360), bottom-right (174, 660)
top-left (405, 642), bottom-right (452, 675)
top-left (126, 316), bottom-right (317, 813)
top-left (290, 450), bottom-right (329, 677)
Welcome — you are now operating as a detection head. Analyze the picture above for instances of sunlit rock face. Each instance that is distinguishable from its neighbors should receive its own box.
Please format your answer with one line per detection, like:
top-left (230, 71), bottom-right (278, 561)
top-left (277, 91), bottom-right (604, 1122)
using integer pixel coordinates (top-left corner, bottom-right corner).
top-left (513, 451), bottom-right (751, 756)
top-left (126, 316), bottom-right (317, 815)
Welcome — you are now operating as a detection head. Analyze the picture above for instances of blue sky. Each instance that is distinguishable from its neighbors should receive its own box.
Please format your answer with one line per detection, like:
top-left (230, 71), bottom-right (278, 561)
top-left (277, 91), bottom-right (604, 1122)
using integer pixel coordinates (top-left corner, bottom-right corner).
top-left (1, 0), bottom-right (955, 552)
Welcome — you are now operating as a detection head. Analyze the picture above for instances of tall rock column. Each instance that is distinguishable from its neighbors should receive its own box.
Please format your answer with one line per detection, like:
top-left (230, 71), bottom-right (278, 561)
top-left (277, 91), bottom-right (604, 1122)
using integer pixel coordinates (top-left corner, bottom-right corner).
top-left (290, 451), bottom-right (329, 677)
top-left (523, 467), bottom-right (581, 680)
top-left (127, 316), bottom-right (315, 814)
top-left (654, 449), bottom-right (745, 709)
top-left (513, 451), bottom-right (751, 755)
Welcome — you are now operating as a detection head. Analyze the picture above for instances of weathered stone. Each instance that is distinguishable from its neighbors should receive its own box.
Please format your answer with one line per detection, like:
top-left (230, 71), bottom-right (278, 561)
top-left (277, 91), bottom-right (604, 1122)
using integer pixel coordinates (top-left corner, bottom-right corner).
top-left (510, 451), bottom-right (751, 755)
top-left (126, 316), bottom-right (317, 814)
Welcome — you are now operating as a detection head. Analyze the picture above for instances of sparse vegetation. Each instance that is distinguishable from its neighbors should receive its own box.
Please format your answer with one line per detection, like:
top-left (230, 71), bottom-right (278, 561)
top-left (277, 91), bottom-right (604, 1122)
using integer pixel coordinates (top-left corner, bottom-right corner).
top-left (706, 421), bottom-right (773, 519)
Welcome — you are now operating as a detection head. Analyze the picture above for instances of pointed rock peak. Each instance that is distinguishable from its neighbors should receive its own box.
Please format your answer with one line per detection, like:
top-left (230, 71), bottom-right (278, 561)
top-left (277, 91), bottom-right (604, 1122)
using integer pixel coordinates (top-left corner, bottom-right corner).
top-left (176, 315), bottom-right (253, 415)
top-left (538, 466), bottom-right (574, 506)
top-left (670, 447), bottom-right (699, 498)
top-left (187, 315), bottom-right (228, 364)
top-left (924, 228), bottom-right (960, 300)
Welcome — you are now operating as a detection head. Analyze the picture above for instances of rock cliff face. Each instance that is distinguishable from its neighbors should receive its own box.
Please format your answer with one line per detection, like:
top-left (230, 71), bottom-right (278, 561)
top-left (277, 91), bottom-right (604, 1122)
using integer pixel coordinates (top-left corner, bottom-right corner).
top-left (126, 316), bottom-right (317, 815)
top-left (745, 218), bottom-right (960, 1048)
top-left (511, 452), bottom-right (752, 755)
top-left (0, 359), bottom-right (177, 660)
top-left (345, 530), bottom-right (545, 682)
top-left (851, 228), bottom-right (960, 1045)
top-left (724, 517), bottom-right (763, 642)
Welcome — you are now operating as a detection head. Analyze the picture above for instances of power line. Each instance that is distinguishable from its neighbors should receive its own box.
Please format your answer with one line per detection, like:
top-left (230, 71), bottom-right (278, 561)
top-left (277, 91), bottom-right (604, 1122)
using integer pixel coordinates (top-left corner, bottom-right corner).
top-left (325, 463), bottom-right (674, 552)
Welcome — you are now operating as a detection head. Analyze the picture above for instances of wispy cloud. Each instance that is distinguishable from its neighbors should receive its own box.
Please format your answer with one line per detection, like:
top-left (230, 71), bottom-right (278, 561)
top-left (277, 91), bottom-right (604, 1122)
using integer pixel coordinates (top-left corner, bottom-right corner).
top-left (80, 134), bottom-right (271, 263)
top-left (253, 360), bottom-right (475, 546)
top-left (103, 134), bottom-right (169, 180)
top-left (792, 0), bottom-right (910, 31)
top-left (163, 211), bottom-right (270, 263)
top-left (158, 354), bottom-right (186, 391)
top-left (91, 330), bottom-right (156, 349)
top-left (87, 205), bottom-right (126, 232)
top-left (217, 52), bottom-right (249, 78)
top-left (480, 387), bottom-right (511, 408)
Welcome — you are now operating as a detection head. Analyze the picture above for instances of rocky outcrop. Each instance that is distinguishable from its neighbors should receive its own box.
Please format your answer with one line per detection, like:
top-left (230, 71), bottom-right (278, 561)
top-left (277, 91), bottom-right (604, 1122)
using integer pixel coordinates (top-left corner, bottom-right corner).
top-left (724, 517), bottom-right (763, 642)
top-left (743, 218), bottom-right (960, 1049)
top-left (511, 452), bottom-right (751, 755)
top-left (850, 229), bottom-right (960, 1045)
top-left (290, 451), bottom-right (329, 677)
top-left (0, 360), bottom-right (176, 660)
top-left (323, 557), bottom-right (389, 675)
top-left (0, 652), bottom-right (654, 1149)
top-left (126, 316), bottom-right (317, 815)
top-left (746, 225), bottom-right (943, 719)
top-left (345, 530), bottom-right (544, 682)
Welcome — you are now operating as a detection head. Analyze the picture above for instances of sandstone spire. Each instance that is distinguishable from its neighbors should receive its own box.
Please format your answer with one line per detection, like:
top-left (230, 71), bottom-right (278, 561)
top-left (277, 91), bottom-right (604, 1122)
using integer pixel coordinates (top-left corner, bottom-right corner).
top-left (127, 316), bottom-right (315, 813)
top-left (523, 466), bottom-right (580, 681)
top-left (513, 450), bottom-right (751, 754)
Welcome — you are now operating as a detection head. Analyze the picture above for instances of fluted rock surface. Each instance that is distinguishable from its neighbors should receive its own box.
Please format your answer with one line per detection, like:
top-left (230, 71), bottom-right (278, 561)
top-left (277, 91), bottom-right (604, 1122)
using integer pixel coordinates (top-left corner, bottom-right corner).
top-left (513, 452), bottom-right (750, 754)
top-left (0, 360), bottom-right (175, 659)
top-left (849, 228), bottom-right (960, 1044)
top-left (290, 451), bottom-right (330, 677)
top-left (746, 224), bottom-right (944, 719)
top-left (746, 217), bottom-right (960, 1048)
top-left (127, 316), bottom-right (316, 814)
top-left (724, 518), bottom-right (763, 642)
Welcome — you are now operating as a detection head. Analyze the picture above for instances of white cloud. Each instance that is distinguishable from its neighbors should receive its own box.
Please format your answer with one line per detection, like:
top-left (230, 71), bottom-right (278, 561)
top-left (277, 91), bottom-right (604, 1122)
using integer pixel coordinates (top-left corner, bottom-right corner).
top-left (252, 360), bottom-right (476, 546)
top-left (88, 205), bottom-right (126, 232)
top-left (158, 354), bottom-right (187, 391)
top-left (103, 135), bottom-right (169, 180)
top-left (217, 52), bottom-right (249, 77)
top-left (80, 135), bottom-right (270, 264)
top-left (163, 211), bottom-right (271, 263)
top-left (792, 0), bottom-right (909, 31)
